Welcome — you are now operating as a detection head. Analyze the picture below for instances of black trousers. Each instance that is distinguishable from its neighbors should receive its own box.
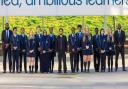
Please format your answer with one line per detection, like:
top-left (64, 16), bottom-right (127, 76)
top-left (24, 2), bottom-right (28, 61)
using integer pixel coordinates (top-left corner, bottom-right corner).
top-left (94, 52), bottom-right (100, 72)
top-left (12, 50), bottom-right (19, 72)
top-left (3, 47), bottom-right (12, 72)
top-left (70, 52), bottom-right (77, 73)
top-left (49, 52), bottom-right (55, 72)
top-left (76, 51), bottom-right (83, 72)
top-left (58, 51), bottom-right (67, 72)
top-left (108, 55), bottom-right (113, 71)
top-left (115, 47), bottom-right (125, 70)
top-left (19, 51), bottom-right (27, 72)
top-left (35, 51), bottom-right (40, 72)
top-left (100, 53), bottom-right (106, 72)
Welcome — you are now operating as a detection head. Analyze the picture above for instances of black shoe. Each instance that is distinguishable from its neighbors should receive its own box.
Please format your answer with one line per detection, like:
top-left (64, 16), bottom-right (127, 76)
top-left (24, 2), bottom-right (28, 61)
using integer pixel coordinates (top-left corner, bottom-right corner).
top-left (81, 70), bottom-right (83, 72)
top-left (58, 71), bottom-right (61, 73)
top-left (64, 71), bottom-right (67, 73)
top-left (123, 69), bottom-right (126, 71)
top-left (3, 71), bottom-right (6, 73)
top-left (115, 68), bottom-right (117, 72)
top-left (87, 69), bottom-right (90, 73)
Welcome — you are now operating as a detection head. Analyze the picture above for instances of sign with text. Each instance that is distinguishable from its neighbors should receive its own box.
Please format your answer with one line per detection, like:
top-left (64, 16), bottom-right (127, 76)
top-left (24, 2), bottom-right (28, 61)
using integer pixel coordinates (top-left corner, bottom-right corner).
top-left (0, 0), bottom-right (128, 16)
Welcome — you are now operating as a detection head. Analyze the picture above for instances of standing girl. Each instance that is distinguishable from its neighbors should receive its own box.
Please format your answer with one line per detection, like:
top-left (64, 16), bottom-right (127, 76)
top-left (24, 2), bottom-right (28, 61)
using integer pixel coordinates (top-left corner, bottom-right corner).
top-left (106, 28), bottom-right (115, 72)
top-left (40, 30), bottom-right (50, 73)
top-left (82, 27), bottom-right (93, 73)
top-left (27, 30), bottom-right (35, 73)
top-left (100, 29), bottom-right (107, 72)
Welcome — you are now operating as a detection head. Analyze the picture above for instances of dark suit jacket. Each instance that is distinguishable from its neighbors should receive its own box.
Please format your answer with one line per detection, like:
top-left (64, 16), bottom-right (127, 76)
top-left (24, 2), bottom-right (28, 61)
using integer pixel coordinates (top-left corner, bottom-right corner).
top-left (1, 29), bottom-right (12, 49)
top-left (56, 35), bottom-right (67, 53)
top-left (114, 30), bottom-right (126, 47)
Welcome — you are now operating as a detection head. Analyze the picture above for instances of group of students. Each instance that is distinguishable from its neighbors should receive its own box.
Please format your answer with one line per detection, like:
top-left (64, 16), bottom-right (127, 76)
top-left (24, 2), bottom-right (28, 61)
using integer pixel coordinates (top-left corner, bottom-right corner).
top-left (1, 23), bottom-right (126, 73)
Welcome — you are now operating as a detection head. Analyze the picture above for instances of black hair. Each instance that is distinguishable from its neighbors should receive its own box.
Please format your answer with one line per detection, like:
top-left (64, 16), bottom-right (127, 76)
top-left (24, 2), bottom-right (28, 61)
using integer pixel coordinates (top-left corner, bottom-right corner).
top-left (59, 28), bottom-right (63, 31)
top-left (77, 25), bottom-right (82, 28)
top-left (13, 27), bottom-right (17, 31)
top-left (100, 28), bottom-right (104, 35)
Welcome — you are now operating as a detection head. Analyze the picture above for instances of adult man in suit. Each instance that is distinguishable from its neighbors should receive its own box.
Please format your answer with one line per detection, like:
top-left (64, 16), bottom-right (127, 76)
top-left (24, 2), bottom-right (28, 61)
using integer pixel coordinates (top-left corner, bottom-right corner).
top-left (34, 26), bottom-right (42, 73)
top-left (68, 27), bottom-right (77, 73)
top-left (93, 28), bottom-right (101, 72)
top-left (19, 28), bottom-right (28, 73)
top-left (56, 28), bottom-right (67, 73)
top-left (114, 24), bottom-right (126, 71)
top-left (48, 27), bottom-right (56, 73)
top-left (1, 23), bottom-right (12, 73)
top-left (76, 25), bottom-right (84, 72)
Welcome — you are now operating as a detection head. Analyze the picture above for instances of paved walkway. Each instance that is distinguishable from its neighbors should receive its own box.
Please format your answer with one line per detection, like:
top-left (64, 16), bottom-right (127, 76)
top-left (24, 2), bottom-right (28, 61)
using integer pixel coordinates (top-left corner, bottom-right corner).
top-left (0, 55), bottom-right (128, 89)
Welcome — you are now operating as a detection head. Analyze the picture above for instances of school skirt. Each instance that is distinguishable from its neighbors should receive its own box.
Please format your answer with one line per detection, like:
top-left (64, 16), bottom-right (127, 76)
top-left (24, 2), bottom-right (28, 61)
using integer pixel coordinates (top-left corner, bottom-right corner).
top-left (27, 52), bottom-right (35, 57)
top-left (82, 49), bottom-right (93, 55)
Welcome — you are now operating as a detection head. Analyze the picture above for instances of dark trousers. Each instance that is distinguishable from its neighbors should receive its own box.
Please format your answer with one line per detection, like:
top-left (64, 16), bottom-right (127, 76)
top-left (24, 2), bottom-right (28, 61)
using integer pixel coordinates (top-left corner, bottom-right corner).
top-left (108, 55), bottom-right (113, 71)
top-left (70, 52), bottom-right (77, 73)
top-left (49, 52), bottom-right (55, 73)
top-left (19, 52), bottom-right (27, 72)
top-left (3, 47), bottom-right (12, 72)
top-left (12, 50), bottom-right (19, 72)
top-left (76, 51), bottom-right (83, 72)
top-left (94, 52), bottom-right (100, 72)
top-left (100, 53), bottom-right (106, 72)
top-left (35, 51), bottom-right (40, 73)
top-left (115, 47), bottom-right (125, 71)
top-left (58, 51), bottom-right (67, 73)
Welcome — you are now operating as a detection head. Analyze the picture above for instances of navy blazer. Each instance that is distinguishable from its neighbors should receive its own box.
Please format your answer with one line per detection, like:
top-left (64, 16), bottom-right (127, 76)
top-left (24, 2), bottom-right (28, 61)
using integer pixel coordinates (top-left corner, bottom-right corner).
top-left (48, 34), bottom-right (56, 50)
top-left (40, 35), bottom-right (50, 53)
top-left (82, 34), bottom-right (93, 55)
top-left (100, 34), bottom-right (107, 51)
top-left (76, 32), bottom-right (84, 49)
top-left (11, 34), bottom-right (20, 51)
top-left (27, 38), bottom-right (36, 53)
top-left (1, 29), bottom-right (12, 48)
top-left (68, 34), bottom-right (77, 52)
top-left (93, 34), bottom-right (101, 53)
top-left (34, 34), bottom-right (42, 52)
top-left (106, 35), bottom-right (115, 55)
top-left (19, 34), bottom-right (28, 52)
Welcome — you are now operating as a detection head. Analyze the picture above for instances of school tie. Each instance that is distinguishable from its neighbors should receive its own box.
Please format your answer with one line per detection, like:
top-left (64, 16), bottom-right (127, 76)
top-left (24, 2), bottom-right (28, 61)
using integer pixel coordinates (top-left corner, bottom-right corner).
top-left (6, 30), bottom-right (8, 39)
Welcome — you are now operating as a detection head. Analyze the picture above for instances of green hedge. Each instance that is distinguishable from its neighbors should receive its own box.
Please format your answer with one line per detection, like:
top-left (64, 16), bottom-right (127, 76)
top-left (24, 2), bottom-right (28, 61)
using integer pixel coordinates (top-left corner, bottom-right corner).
top-left (0, 16), bottom-right (128, 38)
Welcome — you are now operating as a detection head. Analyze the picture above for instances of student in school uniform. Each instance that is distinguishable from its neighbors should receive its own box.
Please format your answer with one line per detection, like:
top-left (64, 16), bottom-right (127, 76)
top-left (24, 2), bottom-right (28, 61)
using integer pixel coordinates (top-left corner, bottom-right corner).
top-left (106, 28), bottom-right (115, 72)
top-left (56, 28), bottom-right (67, 73)
top-left (19, 28), bottom-right (28, 73)
top-left (27, 30), bottom-right (35, 73)
top-left (48, 27), bottom-right (56, 73)
top-left (93, 28), bottom-right (101, 72)
top-left (1, 23), bottom-right (13, 73)
top-left (34, 26), bottom-right (42, 73)
top-left (100, 29), bottom-right (107, 72)
top-left (11, 27), bottom-right (20, 73)
top-left (82, 27), bottom-right (93, 73)
top-left (68, 27), bottom-right (77, 73)
top-left (76, 25), bottom-right (84, 72)
top-left (40, 30), bottom-right (50, 73)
